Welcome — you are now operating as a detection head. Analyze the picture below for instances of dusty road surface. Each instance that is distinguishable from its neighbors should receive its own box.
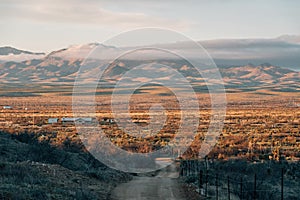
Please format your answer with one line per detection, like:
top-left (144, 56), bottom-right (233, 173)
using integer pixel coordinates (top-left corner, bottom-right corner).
top-left (110, 160), bottom-right (188, 200)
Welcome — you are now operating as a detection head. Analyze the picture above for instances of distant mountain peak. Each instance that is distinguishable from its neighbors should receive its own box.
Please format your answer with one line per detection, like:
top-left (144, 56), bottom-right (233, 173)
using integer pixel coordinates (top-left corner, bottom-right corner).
top-left (46, 43), bottom-right (118, 59)
top-left (0, 46), bottom-right (45, 56)
top-left (66, 43), bottom-right (116, 50)
top-left (0, 46), bottom-right (45, 63)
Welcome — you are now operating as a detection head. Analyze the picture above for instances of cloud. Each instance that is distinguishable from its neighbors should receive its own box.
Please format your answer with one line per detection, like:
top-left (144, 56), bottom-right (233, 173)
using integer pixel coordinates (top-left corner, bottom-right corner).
top-left (125, 36), bottom-right (300, 69)
top-left (0, 0), bottom-right (189, 30)
top-left (0, 53), bottom-right (45, 62)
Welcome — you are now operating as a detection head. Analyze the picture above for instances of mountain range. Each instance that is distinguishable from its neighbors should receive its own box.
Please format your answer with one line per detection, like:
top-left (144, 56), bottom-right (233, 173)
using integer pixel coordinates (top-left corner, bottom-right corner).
top-left (0, 47), bottom-right (45, 63)
top-left (0, 37), bottom-right (299, 96)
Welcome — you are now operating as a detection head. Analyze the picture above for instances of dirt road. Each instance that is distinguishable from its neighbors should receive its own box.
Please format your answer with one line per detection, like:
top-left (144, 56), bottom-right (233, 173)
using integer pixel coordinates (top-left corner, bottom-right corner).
top-left (110, 161), bottom-right (188, 200)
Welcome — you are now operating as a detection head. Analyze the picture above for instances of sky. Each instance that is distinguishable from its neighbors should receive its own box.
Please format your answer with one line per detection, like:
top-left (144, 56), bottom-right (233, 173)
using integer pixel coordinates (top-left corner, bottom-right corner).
top-left (0, 0), bottom-right (299, 52)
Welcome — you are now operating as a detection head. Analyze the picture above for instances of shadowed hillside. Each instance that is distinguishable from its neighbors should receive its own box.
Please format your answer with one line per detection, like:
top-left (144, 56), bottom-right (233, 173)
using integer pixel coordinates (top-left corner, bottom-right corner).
top-left (0, 131), bottom-right (131, 199)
